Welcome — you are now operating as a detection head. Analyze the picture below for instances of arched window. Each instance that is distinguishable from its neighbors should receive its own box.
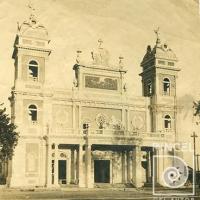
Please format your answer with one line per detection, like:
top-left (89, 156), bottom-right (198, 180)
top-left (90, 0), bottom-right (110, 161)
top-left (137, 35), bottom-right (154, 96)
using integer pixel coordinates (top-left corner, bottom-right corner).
top-left (28, 60), bottom-right (38, 81)
top-left (28, 104), bottom-right (37, 122)
top-left (164, 115), bottom-right (171, 129)
top-left (147, 80), bottom-right (152, 95)
top-left (163, 78), bottom-right (170, 95)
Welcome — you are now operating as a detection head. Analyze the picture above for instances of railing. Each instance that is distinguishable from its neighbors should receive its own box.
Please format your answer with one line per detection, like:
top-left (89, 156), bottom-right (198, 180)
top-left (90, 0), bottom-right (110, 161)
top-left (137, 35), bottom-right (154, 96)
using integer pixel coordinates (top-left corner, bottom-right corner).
top-left (89, 129), bottom-right (127, 136)
top-left (53, 127), bottom-right (175, 141)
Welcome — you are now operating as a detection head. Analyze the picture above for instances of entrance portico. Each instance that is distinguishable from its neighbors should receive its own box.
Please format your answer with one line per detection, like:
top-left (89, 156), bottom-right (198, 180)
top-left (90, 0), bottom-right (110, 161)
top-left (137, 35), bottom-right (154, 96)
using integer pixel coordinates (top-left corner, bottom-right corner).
top-left (46, 142), bottom-right (144, 188)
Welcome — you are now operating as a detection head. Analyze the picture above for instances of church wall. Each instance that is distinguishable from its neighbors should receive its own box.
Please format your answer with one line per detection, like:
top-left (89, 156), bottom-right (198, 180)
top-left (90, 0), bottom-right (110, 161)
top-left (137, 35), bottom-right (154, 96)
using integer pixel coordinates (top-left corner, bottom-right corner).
top-left (10, 138), bottom-right (46, 187)
top-left (25, 142), bottom-right (40, 186)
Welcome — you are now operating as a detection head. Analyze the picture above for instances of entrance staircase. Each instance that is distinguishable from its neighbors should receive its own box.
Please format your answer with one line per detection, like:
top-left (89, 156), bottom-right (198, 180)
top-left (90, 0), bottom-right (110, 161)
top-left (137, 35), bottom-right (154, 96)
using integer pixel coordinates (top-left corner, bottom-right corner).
top-left (95, 183), bottom-right (133, 188)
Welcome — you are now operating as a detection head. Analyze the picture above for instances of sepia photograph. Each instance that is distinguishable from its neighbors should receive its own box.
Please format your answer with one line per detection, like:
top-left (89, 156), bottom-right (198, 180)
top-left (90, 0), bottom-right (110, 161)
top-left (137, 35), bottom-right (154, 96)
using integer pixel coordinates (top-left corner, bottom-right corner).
top-left (0, 0), bottom-right (200, 199)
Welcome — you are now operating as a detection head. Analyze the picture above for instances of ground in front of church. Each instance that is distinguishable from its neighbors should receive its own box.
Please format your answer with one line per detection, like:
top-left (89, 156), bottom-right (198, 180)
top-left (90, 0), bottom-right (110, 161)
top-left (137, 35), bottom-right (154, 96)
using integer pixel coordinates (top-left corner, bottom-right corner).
top-left (0, 187), bottom-right (199, 200)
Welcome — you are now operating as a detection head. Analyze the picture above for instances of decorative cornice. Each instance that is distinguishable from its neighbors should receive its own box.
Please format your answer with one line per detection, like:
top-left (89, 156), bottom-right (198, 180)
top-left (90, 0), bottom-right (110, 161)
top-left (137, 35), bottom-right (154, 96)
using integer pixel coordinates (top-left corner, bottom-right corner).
top-left (15, 44), bottom-right (51, 54)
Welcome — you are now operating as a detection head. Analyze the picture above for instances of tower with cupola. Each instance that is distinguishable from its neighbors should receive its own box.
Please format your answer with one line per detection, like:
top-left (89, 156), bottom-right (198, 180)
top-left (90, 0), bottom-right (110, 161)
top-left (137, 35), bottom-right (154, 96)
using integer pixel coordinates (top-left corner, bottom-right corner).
top-left (140, 29), bottom-right (180, 135)
top-left (9, 7), bottom-right (51, 187)
top-left (12, 12), bottom-right (51, 90)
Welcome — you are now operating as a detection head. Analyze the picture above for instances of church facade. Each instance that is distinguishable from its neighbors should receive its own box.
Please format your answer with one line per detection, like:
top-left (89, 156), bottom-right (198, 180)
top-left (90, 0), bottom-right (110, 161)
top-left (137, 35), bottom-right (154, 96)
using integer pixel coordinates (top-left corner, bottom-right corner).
top-left (6, 13), bottom-right (181, 188)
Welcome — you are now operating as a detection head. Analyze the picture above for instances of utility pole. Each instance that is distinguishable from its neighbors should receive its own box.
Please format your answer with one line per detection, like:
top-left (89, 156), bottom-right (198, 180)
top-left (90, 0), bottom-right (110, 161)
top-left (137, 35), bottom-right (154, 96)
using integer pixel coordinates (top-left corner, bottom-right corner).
top-left (191, 132), bottom-right (198, 195)
top-left (197, 154), bottom-right (200, 172)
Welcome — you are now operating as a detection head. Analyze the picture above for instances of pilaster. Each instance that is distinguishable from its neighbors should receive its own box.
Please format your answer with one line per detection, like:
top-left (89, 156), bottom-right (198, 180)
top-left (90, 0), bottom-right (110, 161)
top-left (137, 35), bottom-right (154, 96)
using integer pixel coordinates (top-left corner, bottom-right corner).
top-left (46, 142), bottom-right (52, 187)
top-left (54, 144), bottom-right (59, 187)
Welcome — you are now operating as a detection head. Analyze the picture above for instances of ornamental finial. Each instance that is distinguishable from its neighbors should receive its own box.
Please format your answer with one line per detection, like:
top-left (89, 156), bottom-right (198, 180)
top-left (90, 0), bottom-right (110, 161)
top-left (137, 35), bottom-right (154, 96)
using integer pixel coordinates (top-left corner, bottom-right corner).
top-left (98, 39), bottom-right (103, 48)
top-left (76, 49), bottom-right (82, 63)
top-left (119, 55), bottom-right (124, 68)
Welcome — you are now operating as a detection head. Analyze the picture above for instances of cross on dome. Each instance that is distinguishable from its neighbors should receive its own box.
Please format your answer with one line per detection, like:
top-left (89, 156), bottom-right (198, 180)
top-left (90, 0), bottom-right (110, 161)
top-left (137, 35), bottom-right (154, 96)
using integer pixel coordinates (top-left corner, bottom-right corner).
top-left (28, 1), bottom-right (35, 14)
top-left (27, 1), bottom-right (37, 24)
top-left (154, 27), bottom-right (161, 45)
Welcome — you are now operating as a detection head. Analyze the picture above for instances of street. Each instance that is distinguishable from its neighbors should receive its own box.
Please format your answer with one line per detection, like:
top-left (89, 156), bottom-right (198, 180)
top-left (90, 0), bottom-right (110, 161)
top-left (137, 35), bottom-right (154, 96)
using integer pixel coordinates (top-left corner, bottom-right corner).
top-left (0, 188), bottom-right (199, 200)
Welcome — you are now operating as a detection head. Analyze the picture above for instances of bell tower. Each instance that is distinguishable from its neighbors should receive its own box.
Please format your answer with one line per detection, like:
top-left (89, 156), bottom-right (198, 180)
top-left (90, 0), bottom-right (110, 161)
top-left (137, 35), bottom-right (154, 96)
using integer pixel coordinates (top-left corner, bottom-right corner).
top-left (9, 6), bottom-right (51, 187)
top-left (140, 28), bottom-right (181, 134)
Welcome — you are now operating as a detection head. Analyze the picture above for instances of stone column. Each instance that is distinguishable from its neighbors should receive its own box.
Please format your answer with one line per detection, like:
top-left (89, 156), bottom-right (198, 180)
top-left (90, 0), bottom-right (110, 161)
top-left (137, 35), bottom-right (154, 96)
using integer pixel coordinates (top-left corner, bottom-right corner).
top-left (122, 151), bottom-right (126, 183)
top-left (67, 155), bottom-right (71, 184)
top-left (152, 148), bottom-right (157, 185)
top-left (75, 148), bottom-right (79, 184)
top-left (147, 151), bottom-right (152, 183)
top-left (156, 148), bottom-right (165, 186)
top-left (126, 151), bottom-right (131, 183)
top-left (46, 143), bottom-right (52, 187)
top-left (85, 144), bottom-right (92, 188)
top-left (132, 145), bottom-right (143, 188)
top-left (54, 144), bottom-right (59, 186)
top-left (71, 148), bottom-right (75, 183)
top-left (78, 144), bottom-right (85, 187)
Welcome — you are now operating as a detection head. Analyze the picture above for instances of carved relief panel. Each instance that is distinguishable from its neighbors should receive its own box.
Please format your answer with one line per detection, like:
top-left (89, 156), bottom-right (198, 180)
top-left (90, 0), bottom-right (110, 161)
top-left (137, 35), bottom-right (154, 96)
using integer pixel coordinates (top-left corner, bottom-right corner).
top-left (81, 107), bottom-right (122, 129)
top-left (52, 104), bottom-right (73, 129)
top-left (25, 143), bottom-right (39, 176)
top-left (129, 111), bottom-right (146, 132)
top-left (84, 75), bottom-right (118, 91)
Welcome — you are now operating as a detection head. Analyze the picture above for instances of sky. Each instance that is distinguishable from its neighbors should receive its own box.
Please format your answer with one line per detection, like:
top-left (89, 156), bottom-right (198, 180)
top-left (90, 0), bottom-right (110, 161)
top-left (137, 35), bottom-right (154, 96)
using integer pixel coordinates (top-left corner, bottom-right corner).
top-left (0, 0), bottom-right (199, 163)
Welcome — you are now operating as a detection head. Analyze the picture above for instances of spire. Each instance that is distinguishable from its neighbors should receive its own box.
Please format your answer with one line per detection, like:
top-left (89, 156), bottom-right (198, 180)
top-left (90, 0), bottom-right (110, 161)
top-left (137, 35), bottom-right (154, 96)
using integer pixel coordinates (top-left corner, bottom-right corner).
top-left (154, 27), bottom-right (161, 45)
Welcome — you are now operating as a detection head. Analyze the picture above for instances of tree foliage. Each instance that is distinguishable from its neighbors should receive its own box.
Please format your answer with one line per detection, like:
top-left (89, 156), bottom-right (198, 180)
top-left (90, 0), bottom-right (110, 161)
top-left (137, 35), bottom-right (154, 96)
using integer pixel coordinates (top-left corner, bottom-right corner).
top-left (0, 104), bottom-right (19, 161)
top-left (193, 101), bottom-right (200, 117)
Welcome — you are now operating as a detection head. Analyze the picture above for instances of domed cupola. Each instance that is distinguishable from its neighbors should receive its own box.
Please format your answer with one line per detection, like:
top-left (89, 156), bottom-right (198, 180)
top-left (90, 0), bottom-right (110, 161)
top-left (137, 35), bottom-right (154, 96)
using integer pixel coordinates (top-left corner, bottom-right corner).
top-left (141, 28), bottom-right (178, 71)
top-left (18, 13), bottom-right (48, 40)
top-left (12, 4), bottom-right (51, 61)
